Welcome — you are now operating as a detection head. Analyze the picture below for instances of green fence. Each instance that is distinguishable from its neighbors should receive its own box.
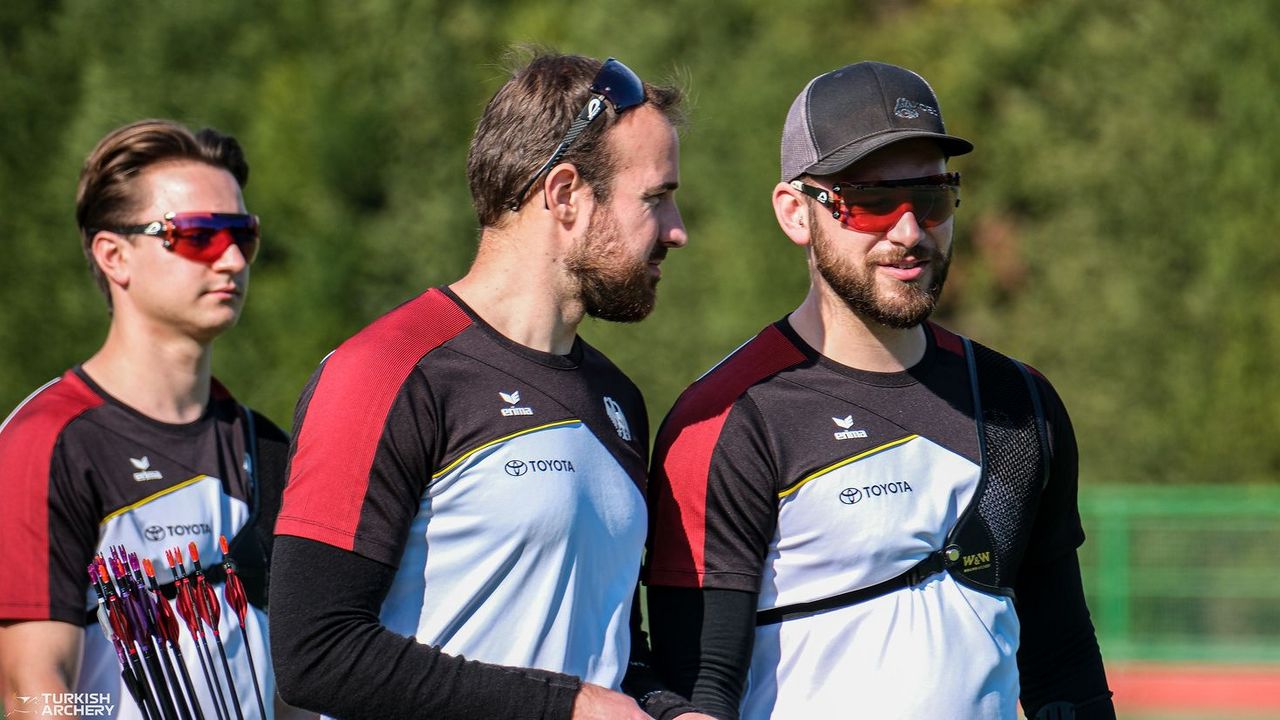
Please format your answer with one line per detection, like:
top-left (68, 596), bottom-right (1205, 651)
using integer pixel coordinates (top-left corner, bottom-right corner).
top-left (1078, 485), bottom-right (1280, 663)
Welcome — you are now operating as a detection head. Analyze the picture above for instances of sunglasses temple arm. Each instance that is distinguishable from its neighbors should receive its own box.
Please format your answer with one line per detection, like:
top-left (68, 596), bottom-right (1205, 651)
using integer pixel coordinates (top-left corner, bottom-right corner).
top-left (509, 99), bottom-right (604, 210)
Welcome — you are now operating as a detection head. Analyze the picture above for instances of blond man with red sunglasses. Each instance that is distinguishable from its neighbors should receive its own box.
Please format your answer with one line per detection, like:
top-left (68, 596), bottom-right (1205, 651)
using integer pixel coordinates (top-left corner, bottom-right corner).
top-left (644, 63), bottom-right (1115, 719)
top-left (0, 119), bottom-right (309, 719)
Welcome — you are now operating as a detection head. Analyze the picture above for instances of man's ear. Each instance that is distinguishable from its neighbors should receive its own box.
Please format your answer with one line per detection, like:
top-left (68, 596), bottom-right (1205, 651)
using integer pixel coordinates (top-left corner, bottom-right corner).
top-left (544, 162), bottom-right (591, 227)
top-left (773, 181), bottom-right (813, 248)
top-left (92, 231), bottom-right (132, 290)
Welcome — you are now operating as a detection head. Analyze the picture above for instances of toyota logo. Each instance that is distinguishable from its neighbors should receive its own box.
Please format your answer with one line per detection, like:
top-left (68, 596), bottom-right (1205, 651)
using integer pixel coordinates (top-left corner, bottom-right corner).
top-left (839, 487), bottom-right (862, 505)
top-left (145, 525), bottom-right (166, 541)
top-left (505, 460), bottom-right (528, 477)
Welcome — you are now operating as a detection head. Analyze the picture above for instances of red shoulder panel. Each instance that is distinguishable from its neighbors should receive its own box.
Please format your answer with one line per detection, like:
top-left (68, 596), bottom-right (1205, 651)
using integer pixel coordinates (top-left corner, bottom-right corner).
top-left (0, 372), bottom-right (103, 620)
top-left (646, 325), bottom-right (806, 587)
top-left (276, 289), bottom-right (471, 550)
top-left (929, 322), bottom-right (965, 358)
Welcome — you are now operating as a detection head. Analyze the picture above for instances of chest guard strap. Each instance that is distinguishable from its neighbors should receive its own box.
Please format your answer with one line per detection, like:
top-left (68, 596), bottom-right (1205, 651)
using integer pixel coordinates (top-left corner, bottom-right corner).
top-left (757, 337), bottom-right (1048, 626)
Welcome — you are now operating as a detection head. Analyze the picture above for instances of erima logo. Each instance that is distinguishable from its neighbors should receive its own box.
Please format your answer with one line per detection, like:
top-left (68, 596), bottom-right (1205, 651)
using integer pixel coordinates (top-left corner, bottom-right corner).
top-left (839, 481), bottom-right (913, 506)
top-left (499, 390), bottom-right (533, 417)
top-left (832, 416), bottom-right (868, 440)
top-left (894, 97), bottom-right (939, 120)
top-left (130, 456), bottom-right (163, 482)
top-left (603, 396), bottom-right (632, 441)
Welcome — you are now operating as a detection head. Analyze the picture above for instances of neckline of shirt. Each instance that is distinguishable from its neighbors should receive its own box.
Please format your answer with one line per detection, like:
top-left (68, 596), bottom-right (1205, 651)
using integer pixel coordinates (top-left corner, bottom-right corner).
top-left (437, 286), bottom-right (585, 370)
top-left (774, 317), bottom-right (939, 388)
top-left (71, 366), bottom-right (223, 437)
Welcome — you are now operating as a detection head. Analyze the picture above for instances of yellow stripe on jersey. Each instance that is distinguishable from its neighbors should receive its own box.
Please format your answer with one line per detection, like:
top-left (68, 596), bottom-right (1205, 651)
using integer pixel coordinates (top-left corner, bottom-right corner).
top-left (100, 474), bottom-right (211, 524)
top-left (778, 435), bottom-right (920, 499)
top-left (432, 419), bottom-right (582, 480)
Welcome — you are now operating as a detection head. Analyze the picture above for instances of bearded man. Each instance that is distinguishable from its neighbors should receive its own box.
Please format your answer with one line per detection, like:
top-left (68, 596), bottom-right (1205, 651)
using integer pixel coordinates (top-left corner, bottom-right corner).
top-left (268, 52), bottom-right (714, 720)
top-left (644, 62), bottom-right (1115, 720)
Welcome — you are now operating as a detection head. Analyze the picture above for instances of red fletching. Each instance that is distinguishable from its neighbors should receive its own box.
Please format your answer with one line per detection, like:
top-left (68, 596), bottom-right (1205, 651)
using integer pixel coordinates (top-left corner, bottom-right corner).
top-left (224, 569), bottom-right (249, 629)
top-left (174, 580), bottom-right (202, 638)
top-left (107, 597), bottom-right (132, 652)
top-left (153, 590), bottom-right (181, 645)
top-left (195, 574), bottom-right (220, 630)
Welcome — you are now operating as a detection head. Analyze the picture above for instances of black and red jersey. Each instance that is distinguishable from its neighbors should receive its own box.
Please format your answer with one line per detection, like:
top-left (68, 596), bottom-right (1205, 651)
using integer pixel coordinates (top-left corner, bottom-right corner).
top-left (645, 319), bottom-right (1085, 718)
top-left (0, 368), bottom-right (289, 717)
top-left (276, 286), bottom-right (650, 689)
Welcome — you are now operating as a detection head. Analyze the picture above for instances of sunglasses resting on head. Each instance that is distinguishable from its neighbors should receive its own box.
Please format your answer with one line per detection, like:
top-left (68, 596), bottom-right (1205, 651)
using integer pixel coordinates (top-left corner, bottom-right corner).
top-left (94, 212), bottom-right (261, 264)
top-left (791, 172), bottom-right (961, 233)
top-left (508, 57), bottom-right (647, 211)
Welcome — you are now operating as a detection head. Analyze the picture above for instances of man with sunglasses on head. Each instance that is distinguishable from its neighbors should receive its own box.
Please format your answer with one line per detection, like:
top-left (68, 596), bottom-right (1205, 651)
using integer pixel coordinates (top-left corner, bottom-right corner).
top-left (269, 52), bottom-right (710, 720)
top-left (644, 62), bottom-right (1115, 719)
top-left (0, 120), bottom-right (305, 718)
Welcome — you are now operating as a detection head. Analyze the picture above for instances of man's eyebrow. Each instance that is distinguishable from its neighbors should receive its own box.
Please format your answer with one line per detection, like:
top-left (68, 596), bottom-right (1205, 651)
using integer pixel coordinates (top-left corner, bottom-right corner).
top-left (645, 181), bottom-right (680, 195)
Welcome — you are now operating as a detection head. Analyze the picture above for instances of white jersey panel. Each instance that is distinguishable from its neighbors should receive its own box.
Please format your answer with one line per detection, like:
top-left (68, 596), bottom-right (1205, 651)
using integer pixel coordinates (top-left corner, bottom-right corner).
top-left (743, 574), bottom-right (1019, 719)
top-left (380, 421), bottom-right (646, 688)
top-left (760, 436), bottom-right (980, 608)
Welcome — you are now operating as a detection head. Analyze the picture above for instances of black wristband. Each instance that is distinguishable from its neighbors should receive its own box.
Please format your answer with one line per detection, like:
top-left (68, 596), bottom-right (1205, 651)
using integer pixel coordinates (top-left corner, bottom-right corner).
top-left (639, 689), bottom-right (703, 720)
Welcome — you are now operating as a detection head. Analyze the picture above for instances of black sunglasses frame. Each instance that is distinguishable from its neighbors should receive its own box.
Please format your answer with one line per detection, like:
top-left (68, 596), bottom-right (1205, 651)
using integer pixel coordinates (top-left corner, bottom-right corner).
top-left (507, 57), bottom-right (647, 211)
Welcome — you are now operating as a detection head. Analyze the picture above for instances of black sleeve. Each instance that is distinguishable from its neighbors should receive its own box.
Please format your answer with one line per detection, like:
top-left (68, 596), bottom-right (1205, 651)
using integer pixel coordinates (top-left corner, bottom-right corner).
top-left (1016, 551), bottom-right (1115, 719)
top-left (647, 586), bottom-right (758, 720)
top-left (620, 587), bottom-right (704, 720)
top-left (269, 535), bottom-right (581, 719)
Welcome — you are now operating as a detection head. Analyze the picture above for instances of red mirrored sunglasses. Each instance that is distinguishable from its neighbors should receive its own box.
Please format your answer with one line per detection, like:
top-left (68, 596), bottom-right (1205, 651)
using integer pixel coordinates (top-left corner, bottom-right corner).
top-left (791, 172), bottom-right (961, 233)
top-left (97, 212), bottom-right (260, 264)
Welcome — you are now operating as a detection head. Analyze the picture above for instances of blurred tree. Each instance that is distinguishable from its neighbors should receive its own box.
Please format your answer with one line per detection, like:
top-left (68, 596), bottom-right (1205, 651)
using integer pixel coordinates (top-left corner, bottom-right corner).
top-left (1, 0), bottom-right (1276, 485)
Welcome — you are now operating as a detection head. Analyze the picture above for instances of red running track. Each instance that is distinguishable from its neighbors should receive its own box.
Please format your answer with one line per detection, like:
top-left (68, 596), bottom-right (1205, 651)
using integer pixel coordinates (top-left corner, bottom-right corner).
top-left (1108, 663), bottom-right (1280, 717)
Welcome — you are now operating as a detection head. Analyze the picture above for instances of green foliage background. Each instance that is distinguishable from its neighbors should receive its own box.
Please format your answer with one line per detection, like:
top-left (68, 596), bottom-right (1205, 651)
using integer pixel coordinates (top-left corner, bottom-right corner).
top-left (2, 0), bottom-right (1277, 486)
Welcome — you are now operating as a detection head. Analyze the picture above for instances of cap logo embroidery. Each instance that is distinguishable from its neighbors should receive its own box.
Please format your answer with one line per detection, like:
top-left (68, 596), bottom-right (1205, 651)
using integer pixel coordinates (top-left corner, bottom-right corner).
top-left (894, 97), bottom-right (939, 120)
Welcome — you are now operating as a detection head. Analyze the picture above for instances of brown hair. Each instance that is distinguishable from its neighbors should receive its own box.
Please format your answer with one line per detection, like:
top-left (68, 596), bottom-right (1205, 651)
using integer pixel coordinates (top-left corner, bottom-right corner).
top-left (466, 50), bottom-right (684, 228)
top-left (76, 119), bottom-right (250, 306)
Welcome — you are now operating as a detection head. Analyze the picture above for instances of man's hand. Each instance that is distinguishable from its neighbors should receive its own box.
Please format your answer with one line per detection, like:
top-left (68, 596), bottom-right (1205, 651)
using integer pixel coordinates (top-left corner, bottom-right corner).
top-left (572, 681), bottom-right (653, 719)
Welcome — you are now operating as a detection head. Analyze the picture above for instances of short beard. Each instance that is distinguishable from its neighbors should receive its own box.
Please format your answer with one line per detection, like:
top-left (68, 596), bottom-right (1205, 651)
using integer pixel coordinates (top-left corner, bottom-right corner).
top-left (564, 204), bottom-right (661, 323)
top-left (810, 206), bottom-right (950, 329)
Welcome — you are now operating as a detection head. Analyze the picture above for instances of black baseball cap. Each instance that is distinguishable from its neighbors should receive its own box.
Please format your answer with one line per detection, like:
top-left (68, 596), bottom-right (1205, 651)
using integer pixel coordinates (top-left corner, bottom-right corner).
top-left (781, 61), bottom-right (973, 181)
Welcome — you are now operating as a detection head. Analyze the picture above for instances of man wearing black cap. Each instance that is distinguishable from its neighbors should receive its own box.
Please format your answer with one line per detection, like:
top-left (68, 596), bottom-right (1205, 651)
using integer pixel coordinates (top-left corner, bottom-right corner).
top-left (644, 62), bottom-right (1114, 719)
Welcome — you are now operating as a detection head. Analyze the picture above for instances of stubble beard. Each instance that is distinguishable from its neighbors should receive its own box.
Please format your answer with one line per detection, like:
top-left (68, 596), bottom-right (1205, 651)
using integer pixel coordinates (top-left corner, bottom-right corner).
top-left (810, 206), bottom-right (951, 330)
top-left (565, 204), bottom-right (663, 323)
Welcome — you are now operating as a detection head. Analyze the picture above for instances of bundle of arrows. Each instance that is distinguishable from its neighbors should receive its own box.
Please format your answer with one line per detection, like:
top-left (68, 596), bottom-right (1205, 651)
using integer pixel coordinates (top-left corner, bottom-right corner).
top-left (87, 536), bottom-right (269, 720)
